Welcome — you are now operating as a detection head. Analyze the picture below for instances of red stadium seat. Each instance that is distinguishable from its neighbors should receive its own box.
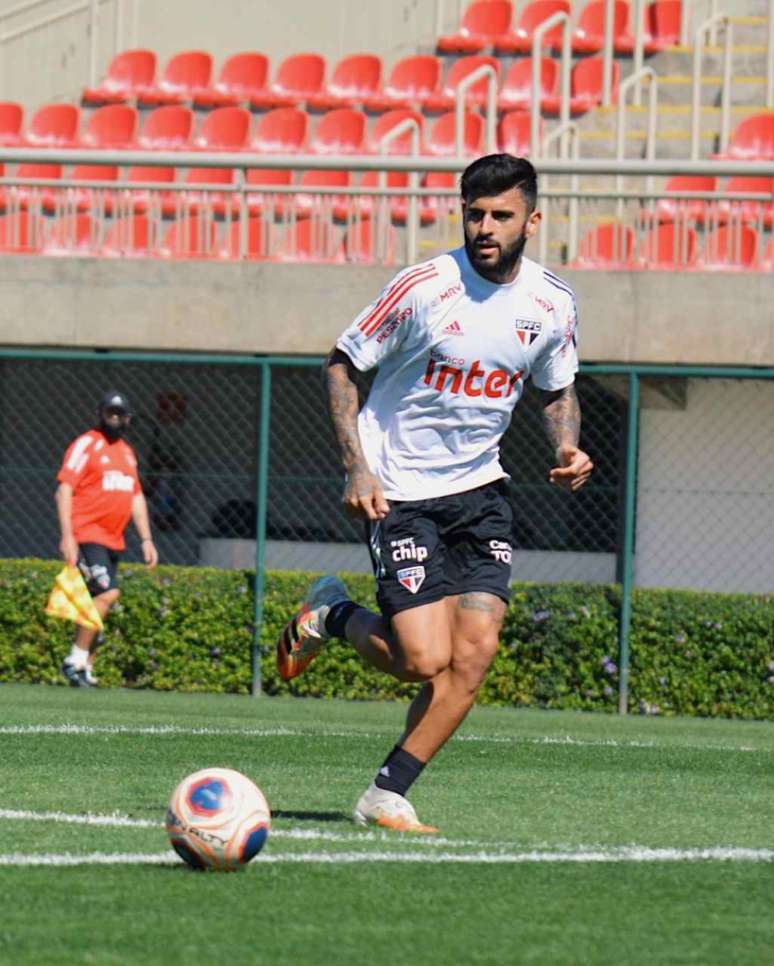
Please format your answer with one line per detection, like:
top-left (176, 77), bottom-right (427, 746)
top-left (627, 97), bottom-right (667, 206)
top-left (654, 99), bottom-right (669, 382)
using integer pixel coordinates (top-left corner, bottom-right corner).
top-left (652, 175), bottom-right (717, 224)
top-left (423, 55), bottom-right (500, 113)
top-left (724, 113), bottom-right (774, 160)
top-left (102, 215), bottom-right (157, 257)
top-left (569, 0), bottom-right (629, 53)
top-left (572, 224), bottom-right (635, 268)
top-left (426, 110), bottom-right (484, 156)
top-left (337, 218), bottom-right (397, 265)
top-left (43, 213), bottom-right (97, 255)
top-left (498, 57), bottom-right (558, 111)
top-left (138, 105), bottom-right (193, 149)
top-left (0, 102), bottom-right (22, 145)
top-left (717, 177), bottom-right (774, 229)
top-left (82, 49), bottom-right (157, 104)
top-left (194, 106), bottom-right (251, 150)
top-left (221, 217), bottom-right (270, 259)
top-left (307, 54), bottom-right (382, 111)
top-left (358, 170), bottom-right (437, 227)
top-left (80, 104), bottom-right (138, 148)
top-left (193, 52), bottom-right (269, 108)
top-left (295, 169), bottom-right (352, 221)
top-left (701, 224), bottom-right (759, 270)
top-left (25, 104), bottom-right (79, 146)
top-left (437, 1), bottom-right (514, 55)
top-left (362, 55), bottom-right (442, 112)
top-left (0, 211), bottom-right (44, 253)
top-left (125, 166), bottom-right (178, 217)
top-left (10, 163), bottom-right (61, 212)
top-left (367, 109), bottom-right (424, 154)
top-left (649, 0), bottom-right (682, 49)
top-left (69, 164), bottom-right (119, 213)
top-left (251, 107), bottom-right (308, 153)
top-left (184, 165), bottom-right (236, 218)
top-left (160, 216), bottom-right (219, 258)
top-left (494, 0), bottom-right (571, 54)
top-left (762, 237), bottom-right (774, 271)
top-left (497, 110), bottom-right (540, 156)
top-left (542, 57), bottom-right (619, 115)
top-left (137, 51), bottom-right (213, 106)
top-left (246, 168), bottom-right (294, 217)
top-left (638, 222), bottom-right (698, 268)
top-left (275, 215), bottom-right (338, 262)
top-left (309, 109), bottom-right (366, 154)
top-left (249, 53), bottom-right (326, 110)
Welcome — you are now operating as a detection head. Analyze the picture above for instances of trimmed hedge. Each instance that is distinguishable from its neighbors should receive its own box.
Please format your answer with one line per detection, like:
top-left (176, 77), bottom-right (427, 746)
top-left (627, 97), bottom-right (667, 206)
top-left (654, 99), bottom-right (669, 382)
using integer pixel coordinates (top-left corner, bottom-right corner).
top-left (0, 559), bottom-right (772, 718)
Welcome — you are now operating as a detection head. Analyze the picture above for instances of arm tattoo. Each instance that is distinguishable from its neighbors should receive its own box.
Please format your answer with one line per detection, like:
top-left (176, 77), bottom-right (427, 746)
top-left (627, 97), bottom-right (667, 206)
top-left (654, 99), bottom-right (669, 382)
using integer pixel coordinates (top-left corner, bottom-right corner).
top-left (326, 349), bottom-right (368, 474)
top-left (539, 383), bottom-right (581, 455)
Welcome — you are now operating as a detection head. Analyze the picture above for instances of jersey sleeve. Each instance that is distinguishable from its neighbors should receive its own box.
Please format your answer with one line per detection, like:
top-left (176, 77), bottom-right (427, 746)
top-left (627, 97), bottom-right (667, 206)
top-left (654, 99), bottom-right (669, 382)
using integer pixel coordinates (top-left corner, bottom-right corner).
top-left (56, 434), bottom-right (94, 487)
top-left (336, 263), bottom-right (436, 371)
top-left (530, 291), bottom-right (579, 391)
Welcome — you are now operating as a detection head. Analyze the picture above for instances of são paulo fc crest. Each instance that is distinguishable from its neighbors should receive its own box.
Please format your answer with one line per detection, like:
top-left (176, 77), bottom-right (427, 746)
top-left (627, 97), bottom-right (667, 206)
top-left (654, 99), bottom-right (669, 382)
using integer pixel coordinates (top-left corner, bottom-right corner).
top-left (514, 318), bottom-right (542, 346)
top-left (397, 566), bottom-right (426, 594)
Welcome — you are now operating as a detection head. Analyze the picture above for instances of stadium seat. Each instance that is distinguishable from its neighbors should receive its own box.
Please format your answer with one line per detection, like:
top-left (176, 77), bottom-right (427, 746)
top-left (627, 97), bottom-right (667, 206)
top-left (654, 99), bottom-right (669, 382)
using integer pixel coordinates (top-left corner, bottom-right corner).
top-left (701, 224), bottom-right (759, 270)
top-left (194, 106), bottom-right (251, 150)
top-left (651, 175), bottom-right (717, 224)
top-left (10, 163), bottom-right (62, 212)
top-left (648, 0), bottom-right (682, 50)
top-left (762, 237), bottom-right (774, 271)
top-left (638, 222), bottom-right (698, 268)
top-left (221, 217), bottom-right (270, 259)
top-left (25, 104), bottom-right (79, 146)
top-left (423, 55), bottom-right (500, 113)
top-left (309, 109), bottom-right (366, 154)
top-left (425, 110), bottom-right (484, 155)
top-left (137, 50), bottom-right (213, 106)
top-left (80, 104), bottom-right (138, 148)
top-left (101, 214), bottom-right (156, 257)
top-left (69, 164), bottom-right (119, 214)
top-left (497, 110), bottom-right (540, 155)
top-left (569, 0), bottom-right (629, 54)
top-left (0, 102), bottom-right (22, 145)
top-left (249, 53), bottom-right (326, 110)
top-left (160, 215), bottom-right (219, 258)
top-left (498, 57), bottom-right (558, 111)
top-left (0, 211), bottom-right (44, 253)
top-left (82, 49), bottom-right (157, 104)
top-left (138, 105), bottom-right (193, 149)
top-left (184, 165), bottom-right (237, 218)
top-left (724, 113), bottom-right (774, 160)
top-left (275, 215), bottom-right (338, 262)
top-left (358, 170), bottom-right (437, 227)
top-left (367, 109), bottom-right (425, 154)
top-left (307, 54), bottom-right (382, 111)
top-left (43, 213), bottom-right (97, 256)
top-left (245, 168), bottom-right (294, 217)
top-left (542, 57), bottom-right (619, 115)
top-left (494, 0), bottom-right (571, 54)
top-left (193, 52), bottom-right (270, 108)
top-left (572, 223), bottom-right (635, 268)
top-left (125, 166), bottom-right (178, 217)
top-left (362, 55), bottom-right (442, 112)
top-left (337, 217), bottom-right (397, 265)
top-left (717, 177), bottom-right (774, 229)
top-left (295, 169), bottom-right (352, 221)
top-left (437, 1), bottom-right (514, 55)
top-left (251, 107), bottom-right (308, 153)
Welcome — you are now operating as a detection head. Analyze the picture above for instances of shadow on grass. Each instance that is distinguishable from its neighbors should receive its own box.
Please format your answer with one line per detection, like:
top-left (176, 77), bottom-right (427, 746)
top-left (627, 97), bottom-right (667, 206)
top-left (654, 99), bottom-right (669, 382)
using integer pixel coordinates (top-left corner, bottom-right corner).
top-left (272, 809), bottom-right (349, 823)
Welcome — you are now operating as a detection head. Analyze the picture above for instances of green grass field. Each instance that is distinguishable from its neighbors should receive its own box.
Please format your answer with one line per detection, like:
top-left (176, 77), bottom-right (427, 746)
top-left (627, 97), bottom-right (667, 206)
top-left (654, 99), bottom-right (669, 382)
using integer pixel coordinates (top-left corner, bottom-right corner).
top-left (0, 684), bottom-right (772, 965)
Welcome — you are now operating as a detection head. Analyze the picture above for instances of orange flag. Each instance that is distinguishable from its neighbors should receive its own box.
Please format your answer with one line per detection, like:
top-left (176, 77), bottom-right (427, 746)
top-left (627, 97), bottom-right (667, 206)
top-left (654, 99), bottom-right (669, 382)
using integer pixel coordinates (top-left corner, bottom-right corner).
top-left (45, 565), bottom-right (104, 631)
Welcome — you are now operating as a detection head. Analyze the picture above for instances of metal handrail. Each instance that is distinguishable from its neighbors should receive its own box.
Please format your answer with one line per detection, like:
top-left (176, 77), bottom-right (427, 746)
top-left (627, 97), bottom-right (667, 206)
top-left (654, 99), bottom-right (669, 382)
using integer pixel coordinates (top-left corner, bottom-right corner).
top-left (768, 0), bottom-right (774, 108)
top-left (616, 67), bottom-right (658, 220)
top-left (691, 12), bottom-right (733, 160)
top-left (531, 10), bottom-right (572, 157)
top-left (602, 0), bottom-right (615, 106)
top-left (378, 116), bottom-right (421, 264)
top-left (455, 63), bottom-right (498, 157)
top-left (538, 121), bottom-right (580, 264)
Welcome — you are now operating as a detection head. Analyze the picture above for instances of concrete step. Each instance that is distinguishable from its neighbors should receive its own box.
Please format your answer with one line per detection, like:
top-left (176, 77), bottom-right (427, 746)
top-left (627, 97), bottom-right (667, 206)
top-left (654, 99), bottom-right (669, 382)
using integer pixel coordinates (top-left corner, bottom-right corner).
top-left (578, 128), bottom-right (719, 159)
top-left (654, 73), bottom-right (769, 106)
top-left (654, 46), bottom-right (770, 77)
top-left (580, 102), bottom-right (766, 133)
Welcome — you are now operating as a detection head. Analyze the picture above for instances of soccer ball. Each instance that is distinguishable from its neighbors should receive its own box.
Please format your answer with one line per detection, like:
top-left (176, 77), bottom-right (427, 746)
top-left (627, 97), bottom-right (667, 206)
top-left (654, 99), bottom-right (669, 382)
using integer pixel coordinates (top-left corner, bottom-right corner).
top-left (166, 767), bottom-right (271, 871)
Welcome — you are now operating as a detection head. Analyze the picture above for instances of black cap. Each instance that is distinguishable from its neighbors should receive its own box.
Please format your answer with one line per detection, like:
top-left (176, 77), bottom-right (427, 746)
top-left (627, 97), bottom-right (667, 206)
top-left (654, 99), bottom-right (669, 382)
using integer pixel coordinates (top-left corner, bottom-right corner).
top-left (98, 389), bottom-right (130, 414)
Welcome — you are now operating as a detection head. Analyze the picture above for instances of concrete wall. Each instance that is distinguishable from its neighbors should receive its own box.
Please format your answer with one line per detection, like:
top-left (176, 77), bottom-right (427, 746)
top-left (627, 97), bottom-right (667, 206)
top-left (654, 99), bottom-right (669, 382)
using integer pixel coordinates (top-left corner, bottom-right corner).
top-left (0, 257), bottom-right (772, 366)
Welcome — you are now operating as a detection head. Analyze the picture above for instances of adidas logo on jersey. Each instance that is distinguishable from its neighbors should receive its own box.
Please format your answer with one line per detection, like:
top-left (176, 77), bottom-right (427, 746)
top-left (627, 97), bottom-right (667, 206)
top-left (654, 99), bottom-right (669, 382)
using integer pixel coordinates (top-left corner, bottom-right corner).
top-left (442, 320), bottom-right (464, 336)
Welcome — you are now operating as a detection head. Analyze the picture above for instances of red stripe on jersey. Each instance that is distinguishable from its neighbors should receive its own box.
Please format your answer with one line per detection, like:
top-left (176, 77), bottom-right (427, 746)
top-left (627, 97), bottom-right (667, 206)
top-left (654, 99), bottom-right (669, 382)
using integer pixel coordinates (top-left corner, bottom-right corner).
top-left (360, 265), bottom-right (438, 337)
top-left (358, 265), bottom-right (438, 334)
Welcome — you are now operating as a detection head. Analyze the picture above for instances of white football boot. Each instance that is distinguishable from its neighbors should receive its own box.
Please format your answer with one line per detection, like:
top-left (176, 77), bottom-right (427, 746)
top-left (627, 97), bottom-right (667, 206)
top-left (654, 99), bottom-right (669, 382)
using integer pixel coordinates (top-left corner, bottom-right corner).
top-left (353, 782), bottom-right (438, 834)
top-left (276, 576), bottom-right (350, 681)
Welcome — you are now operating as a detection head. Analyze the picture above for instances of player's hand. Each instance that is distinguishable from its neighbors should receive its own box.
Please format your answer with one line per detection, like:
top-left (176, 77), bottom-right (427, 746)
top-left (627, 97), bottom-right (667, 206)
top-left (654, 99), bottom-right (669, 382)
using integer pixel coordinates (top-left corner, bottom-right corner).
top-left (142, 539), bottom-right (159, 569)
top-left (549, 445), bottom-right (594, 492)
top-left (59, 535), bottom-right (79, 567)
top-left (343, 468), bottom-right (390, 521)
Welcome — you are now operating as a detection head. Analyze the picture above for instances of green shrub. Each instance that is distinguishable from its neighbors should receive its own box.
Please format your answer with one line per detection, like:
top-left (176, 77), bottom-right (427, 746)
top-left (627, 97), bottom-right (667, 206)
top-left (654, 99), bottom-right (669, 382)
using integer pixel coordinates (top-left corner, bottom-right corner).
top-left (0, 559), bottom-right (772, 718)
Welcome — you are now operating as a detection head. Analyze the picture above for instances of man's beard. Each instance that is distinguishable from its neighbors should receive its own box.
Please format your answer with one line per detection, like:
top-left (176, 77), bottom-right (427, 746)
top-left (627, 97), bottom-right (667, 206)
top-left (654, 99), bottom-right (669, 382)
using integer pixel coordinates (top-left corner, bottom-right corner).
top-left (465, 228), bottom-right (528, 283)
top-left (99, 418), bottom-right (125, 441)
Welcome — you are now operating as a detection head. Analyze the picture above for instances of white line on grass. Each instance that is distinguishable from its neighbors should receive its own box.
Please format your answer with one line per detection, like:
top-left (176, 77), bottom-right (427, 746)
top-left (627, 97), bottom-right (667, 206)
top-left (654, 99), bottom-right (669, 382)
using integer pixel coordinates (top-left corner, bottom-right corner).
top-left (1, 847), bottom-right (772, 867)
top-left (0, 723), bottom-right (767, 755)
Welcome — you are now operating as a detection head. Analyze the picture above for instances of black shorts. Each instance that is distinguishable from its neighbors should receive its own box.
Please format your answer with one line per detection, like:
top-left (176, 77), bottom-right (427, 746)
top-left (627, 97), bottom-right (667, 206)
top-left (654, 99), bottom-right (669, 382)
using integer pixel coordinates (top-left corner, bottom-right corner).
top-left (77, 543), bottom-right (121, 597)
top-left (365, 479), bottom-right (513, 620)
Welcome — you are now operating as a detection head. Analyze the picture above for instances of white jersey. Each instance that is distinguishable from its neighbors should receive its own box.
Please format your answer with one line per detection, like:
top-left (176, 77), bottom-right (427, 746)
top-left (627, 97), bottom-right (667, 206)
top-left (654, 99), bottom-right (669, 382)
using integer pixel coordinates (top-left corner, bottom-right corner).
top-left (336, 246), bottom-right (579, 502)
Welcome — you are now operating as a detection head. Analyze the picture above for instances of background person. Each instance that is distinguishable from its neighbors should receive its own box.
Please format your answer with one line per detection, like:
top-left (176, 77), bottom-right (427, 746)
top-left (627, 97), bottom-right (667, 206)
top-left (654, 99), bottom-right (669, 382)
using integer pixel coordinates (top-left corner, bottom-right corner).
top-left (55, 389), bottom-right (158, 687)
top-left (276, 154), bottom-right (593, 832)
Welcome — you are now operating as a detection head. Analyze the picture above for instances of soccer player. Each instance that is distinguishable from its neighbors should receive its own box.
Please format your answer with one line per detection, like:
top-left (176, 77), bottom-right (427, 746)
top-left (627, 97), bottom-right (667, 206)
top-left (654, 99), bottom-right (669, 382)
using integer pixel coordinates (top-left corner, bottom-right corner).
top-left (277, 155), bottom-right (593, 832)
top-left (55, 389), bottom-right (158, 687)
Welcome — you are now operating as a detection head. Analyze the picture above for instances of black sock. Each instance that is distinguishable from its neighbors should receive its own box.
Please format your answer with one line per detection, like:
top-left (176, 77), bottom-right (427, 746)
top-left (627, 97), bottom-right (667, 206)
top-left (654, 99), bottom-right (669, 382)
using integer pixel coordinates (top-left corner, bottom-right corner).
top-left (374, 745), bottom-right (426, 797)
top-left (324, 600), bottom-right (362, 639)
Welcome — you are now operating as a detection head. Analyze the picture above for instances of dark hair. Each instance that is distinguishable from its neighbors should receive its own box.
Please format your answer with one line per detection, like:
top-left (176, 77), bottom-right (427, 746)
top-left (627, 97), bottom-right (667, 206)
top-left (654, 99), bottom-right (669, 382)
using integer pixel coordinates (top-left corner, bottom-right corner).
top-left (460, 154), bottom-right (538, 212)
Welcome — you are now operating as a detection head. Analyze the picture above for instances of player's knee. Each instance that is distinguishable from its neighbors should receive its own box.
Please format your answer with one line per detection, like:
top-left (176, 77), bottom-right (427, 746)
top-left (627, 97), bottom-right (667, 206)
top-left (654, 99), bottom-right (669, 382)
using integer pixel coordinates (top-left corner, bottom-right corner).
top-left (403, 653), bottom-right (449, 681)
top-left (98, 588), bottom-right (120, 606)
top-left (454, 634), bottom-right (499, 691)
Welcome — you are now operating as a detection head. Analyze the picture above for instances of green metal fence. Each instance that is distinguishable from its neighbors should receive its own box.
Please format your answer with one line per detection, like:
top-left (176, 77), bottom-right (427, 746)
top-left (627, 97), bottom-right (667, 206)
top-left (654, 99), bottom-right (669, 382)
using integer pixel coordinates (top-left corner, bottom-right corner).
top-left (1, 348), bottom-right (772, 706)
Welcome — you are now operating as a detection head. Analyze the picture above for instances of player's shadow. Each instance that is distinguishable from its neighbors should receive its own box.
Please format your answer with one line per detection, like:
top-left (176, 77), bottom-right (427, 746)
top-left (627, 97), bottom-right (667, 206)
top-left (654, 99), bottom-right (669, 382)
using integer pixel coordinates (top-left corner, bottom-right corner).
top-left (272, 809), bottom-right (349, 823)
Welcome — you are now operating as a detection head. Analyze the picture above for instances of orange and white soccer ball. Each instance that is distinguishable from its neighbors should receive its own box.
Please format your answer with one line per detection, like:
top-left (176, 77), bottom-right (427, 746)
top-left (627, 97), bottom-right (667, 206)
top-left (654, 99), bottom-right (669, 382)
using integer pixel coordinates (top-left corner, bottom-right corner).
top-left (166, 767), bottom-right (271, 871)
